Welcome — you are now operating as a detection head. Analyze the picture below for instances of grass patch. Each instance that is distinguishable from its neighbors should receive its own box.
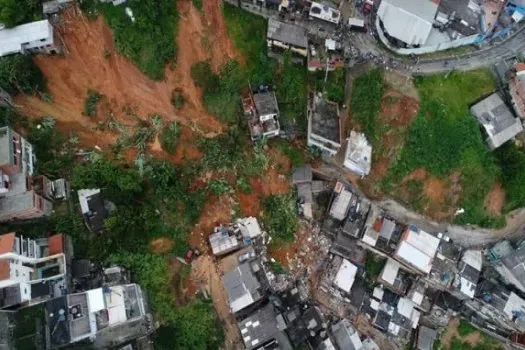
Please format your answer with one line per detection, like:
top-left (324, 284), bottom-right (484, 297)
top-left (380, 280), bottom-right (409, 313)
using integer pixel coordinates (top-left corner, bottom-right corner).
top-left (350, 68), bottom-right (384, 138)
top-left (457, 319), bottom-right (477, 337)
top-left (364, 252), bottom-right (385, 281)
top-left (496, 143), bottom-right (525, 212)
top-left (273, 139), bottom-right (304, 167)
top-left (262, 193), bottom-right (298, 245)
top-left (98, 0), bottom-right (178, 80)
top-left (83, 89), bottom-right (102, 117)
top-left (384, 69), bottom-right (502, 227)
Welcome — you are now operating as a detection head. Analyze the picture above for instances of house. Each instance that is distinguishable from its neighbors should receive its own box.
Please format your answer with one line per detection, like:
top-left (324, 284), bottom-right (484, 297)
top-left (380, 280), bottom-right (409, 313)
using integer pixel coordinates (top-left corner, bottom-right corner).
top-left (0, 20), bottom-right (59, 57)
top-left (267, 19), bottom-right (308, 58)
top-left (469, 279), bottom-right (525, 333)
top-left (2, 283), bottom-right (154, 349)
top-left (428, 237), bottom-right (462, 289)
top-left (494, 242), bottom-right (525, 293)
top-left (280, 304), bottom-right (325, 346)
top-left (434, 0), bottom-right (483, 37)
top-left (416, 326), bottom-right (437, 350)
top-left (238, 304), bottom-right (293, 350)
top-left (378, 258), bottom-right (412, 295)
top-left (307, 39), bottom-right (345, 72)
top-left (393, 226), bottom-right (440, 274)
top-left (292, 165), bottom-right (314, 220)
top-left (0, 232), bottom-right (69, 310)
top-left (343, 131), bottom-right (372, 177)
top-left (78, 188), bottom-right (108, 233)
top-left (453, 249), bottom-right (482, 299)
top-left (209, 217), bottom-right (263, 256)
top-left (307, 93), bottom-right (341, 156)
top-left (243, 87), bottom-right (280, 141)
top-left (377, 0), bottom-right (439, 46)
top-left (407, 281), bottom-right (432, 312)
top-left (470, 92), bottom-right (523, 150)
top-left (361, 208), bottom-right (402, 255)
top-left (331, 257), bottom-right (358, 294)
top-left (0, 127), bottom-right (53, 222)
top-left (509, 63), bottom-right (525, 119)
top-left (223, 260), bottom-right (265, 314)
top-left (331, 319), bottom-right (363, 350)
top-left (309, 2), bottom-right (341, 25)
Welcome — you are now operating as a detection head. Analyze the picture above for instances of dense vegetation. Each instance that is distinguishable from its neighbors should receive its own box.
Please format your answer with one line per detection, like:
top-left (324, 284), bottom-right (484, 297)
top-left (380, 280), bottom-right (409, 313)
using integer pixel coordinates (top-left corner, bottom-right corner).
top-left (159, 121), bottom-right (181, 154)
top-left (350, 68), bottom-right (384, 138)
top-left (0, 55), bottom-right (46, 95)
top-left (95, 0), bottom-right (178, 80)
top-left (496, 144), bottom-right (525, 211)
top-left (262, 194), bottom-right (298, 244)
top-left (309, 68), bottom-right (346, 105)
top-left (0, 0), bottom-right (43, 27)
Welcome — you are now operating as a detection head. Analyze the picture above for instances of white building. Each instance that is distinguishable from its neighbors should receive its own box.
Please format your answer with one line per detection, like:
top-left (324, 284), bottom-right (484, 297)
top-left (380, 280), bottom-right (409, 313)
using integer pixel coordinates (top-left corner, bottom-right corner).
top-left (0, 19), bottom-right (58, 57)
top-left (377, 0), bottom-right (439, 46)
top-left (454, 249), bottom-right (482, 299)
top-left (309, 2), bottom-right (341, 25)
top-left (344, 131), bottom-right (372, 177)
top-left (394, 226), bottom-right (440, 274)
top-left (333, 258), bottom-right (358, 293)
top-left (0, 232), bottom-right (67, 309)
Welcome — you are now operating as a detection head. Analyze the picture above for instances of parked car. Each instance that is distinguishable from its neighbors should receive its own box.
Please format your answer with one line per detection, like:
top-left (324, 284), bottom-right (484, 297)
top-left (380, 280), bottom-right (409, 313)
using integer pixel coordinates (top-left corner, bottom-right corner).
top-left (238, 251), bottom-right (256, 263)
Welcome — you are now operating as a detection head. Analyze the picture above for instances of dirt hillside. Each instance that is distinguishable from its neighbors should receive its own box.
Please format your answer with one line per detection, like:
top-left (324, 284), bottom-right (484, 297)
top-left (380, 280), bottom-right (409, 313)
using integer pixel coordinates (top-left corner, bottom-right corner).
top-left (15, 2), bottom-right (237, 150)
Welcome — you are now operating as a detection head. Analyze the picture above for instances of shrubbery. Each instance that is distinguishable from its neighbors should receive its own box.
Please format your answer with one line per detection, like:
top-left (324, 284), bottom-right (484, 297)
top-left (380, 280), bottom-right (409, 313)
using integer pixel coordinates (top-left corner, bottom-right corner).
top-left (350, 68), bottom-right (384, 138)
top-left (83, 89), bottom-right (102, 117)
top-left (262, 193), bottom-right (298, 244)
top-left (0, 55), bottom-right (46, 95)
top-left (0, 0), bottom-right (43, 27)
top-left (159, 121), bottom-right (180, 154)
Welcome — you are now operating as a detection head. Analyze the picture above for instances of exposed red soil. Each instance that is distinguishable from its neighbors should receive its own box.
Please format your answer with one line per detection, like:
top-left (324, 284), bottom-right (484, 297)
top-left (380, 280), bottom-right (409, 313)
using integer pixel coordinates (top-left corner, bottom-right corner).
top-left (379, 90), bottom-right (419, 126)
top-left (485, 182), bottom-right (505, 216)
top-left (150, 127), bottom-right (203, 165)
top-left (15, 3), bottom-right (237, 154)
top-left (403, 168), bottom-right (428, 182)
top-left (268, 222), bottom-right (317, 273)
top-left (424, 176), bottom-right (447, 204)
top-left (150, 237), bottom-right (175, 254)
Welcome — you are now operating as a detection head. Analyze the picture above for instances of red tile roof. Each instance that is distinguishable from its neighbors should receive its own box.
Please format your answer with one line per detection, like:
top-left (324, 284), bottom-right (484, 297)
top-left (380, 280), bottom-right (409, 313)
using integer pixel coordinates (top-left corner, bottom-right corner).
top-left (516, 63), bottom-right (525, 72)
top-left (0, 260), bottom-right (10, 281)
top-left (48, 233), bottom-right (64, 255)
top-left (0, 233), bottom-right (15, 254)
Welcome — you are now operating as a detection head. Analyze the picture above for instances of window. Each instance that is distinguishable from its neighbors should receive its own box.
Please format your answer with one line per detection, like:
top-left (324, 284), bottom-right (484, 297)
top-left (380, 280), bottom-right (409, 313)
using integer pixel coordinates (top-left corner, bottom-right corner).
top-left (40, 39), bottom-right (46, 42)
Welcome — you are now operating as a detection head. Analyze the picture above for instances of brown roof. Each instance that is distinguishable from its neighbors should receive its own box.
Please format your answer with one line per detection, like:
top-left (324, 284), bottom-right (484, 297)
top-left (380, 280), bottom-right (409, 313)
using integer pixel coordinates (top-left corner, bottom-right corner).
top-left (0, 260), bottom-right (10, 280)
top-left (48, 233), bottom-right (64, 255)
top-left (0, 233), bottom-right (15, 254)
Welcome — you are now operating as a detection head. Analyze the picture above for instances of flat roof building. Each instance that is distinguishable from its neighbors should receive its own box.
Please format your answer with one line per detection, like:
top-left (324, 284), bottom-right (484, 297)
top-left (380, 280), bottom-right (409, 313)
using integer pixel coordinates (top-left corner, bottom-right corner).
top-left (307, 93), bottom-right (341, 156)
top-left (470, 92), bottom-right (523, 150)
top-left (495, 243), bottom-right (525, 294)
top-left (331, 319), bottom-right (363, 350)
top-left (238, 304), bottom-right (293, 350)
top-left (377, 0), bottom-right (439, 46)
top-left (267, 19), bottom-right (308, 58)
top-left (333, 258), bottom-right (358, 293)
top-left (223, 260), bottom-right (264, 314)
top-left (453, 249), bottom-right (482, 299)
top-left (0, 20), bottom-right (58, 57)
top-left (344, 131), bottom-right (372, 177)
top-left (78, 188), bottom-right (108, 233)
top-left (309, 2), bottom-right (341, 25)
top-left (393, 226), bottom-right (440, 274)
top-left (243, 88), bottom-right (281, 141)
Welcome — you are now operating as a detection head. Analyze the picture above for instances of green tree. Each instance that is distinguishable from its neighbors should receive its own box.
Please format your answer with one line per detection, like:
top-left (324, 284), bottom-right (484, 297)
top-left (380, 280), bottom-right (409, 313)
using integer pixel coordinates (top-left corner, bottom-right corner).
top-left (262, 193), bottom-right (298, 244)
top-left (0, 0), bottom-right (42, 27)
top-left (0, 55), bottom-right (46, 95)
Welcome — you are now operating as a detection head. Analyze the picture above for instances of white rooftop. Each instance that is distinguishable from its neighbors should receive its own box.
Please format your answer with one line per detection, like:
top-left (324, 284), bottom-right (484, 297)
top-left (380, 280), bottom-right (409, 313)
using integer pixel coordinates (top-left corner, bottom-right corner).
top-left (395, 227), bottom-right (439, 274)
top-left (344, 131), bottom-right (372, 177)
top-left (237, 217), bottom-right (263, 239)
top-left (334, 258), bottom-right (358, 293)
top-left (78, 188), bottom-right (101, 214)
top-left (329, 185), bottom-right (353, 221)
top-left (381, 258), bottom-right (401, 285)
top-left (462, 249), bottom-right (483, 271)
top-left (0, 20), bottom-right (53, 56)
top-left (377, 0), bottom-right (438, 46)
top-left (504, 292), bottom-right (525, 320)
top-left (459, 276), bottom-right (476, 299)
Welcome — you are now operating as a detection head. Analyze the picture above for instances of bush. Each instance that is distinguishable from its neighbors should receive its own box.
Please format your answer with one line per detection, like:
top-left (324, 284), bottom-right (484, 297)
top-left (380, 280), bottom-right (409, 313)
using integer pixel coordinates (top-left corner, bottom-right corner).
top-left (83, 89), bottom-right (102, 117)
top-left (0, 0), bottom-right (43, 27)
top-left (193, 0), bottom-right (203, 11)
top-left (171, 89), bottom-right (185, 109)
top-left (159, 121), bottom-right (180, 154)
top-left (365, 253), bottom-right (385, 280)
top-left (191, 61), bottom-right (218, 92)
top-left (262, 193), bottom-right (298, 244)
top-left (496, 144), bottom-right (525, 211)
top-left (207, 179), bottom-right (231, 195)
top-left (98, 0), bottom-right (178, 80)
top-left (350, 68), bottom-right (384, 138)
top-left (0, 54), bottom-right (46, 95)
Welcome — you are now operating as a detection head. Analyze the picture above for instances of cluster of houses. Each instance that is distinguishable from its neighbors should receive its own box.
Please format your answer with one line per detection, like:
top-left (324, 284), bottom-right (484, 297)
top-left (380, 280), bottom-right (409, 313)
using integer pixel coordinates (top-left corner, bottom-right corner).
top-left (311, 178), bottom-right (525, 348)
top-left (208, 214), bottom-right (381, 350)
top-left (0, 231), bottom-right (155, 349)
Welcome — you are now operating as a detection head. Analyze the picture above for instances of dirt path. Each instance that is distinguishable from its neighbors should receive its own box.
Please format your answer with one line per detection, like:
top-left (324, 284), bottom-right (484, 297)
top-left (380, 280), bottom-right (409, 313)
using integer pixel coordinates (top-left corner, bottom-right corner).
top-left (485, 183), bottom-right (505, 216)
top-left (190, 255), bottom-right (242, 348)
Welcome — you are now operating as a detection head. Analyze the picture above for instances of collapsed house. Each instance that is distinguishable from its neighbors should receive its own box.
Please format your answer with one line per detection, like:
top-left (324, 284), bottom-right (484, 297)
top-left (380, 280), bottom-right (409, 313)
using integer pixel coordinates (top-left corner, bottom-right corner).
top-left (307, 38), bottom-right (345, 72)
top-left (209, 217), bottom-right (263, 256)
top-left (77, 188), bottom-right (109, 234)
top-left (344, 131), bottom-right (372, 177)
top-left (470, 92), bottom-right (523, 150)
top-left (243, 87), bottom-right (281, 141)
